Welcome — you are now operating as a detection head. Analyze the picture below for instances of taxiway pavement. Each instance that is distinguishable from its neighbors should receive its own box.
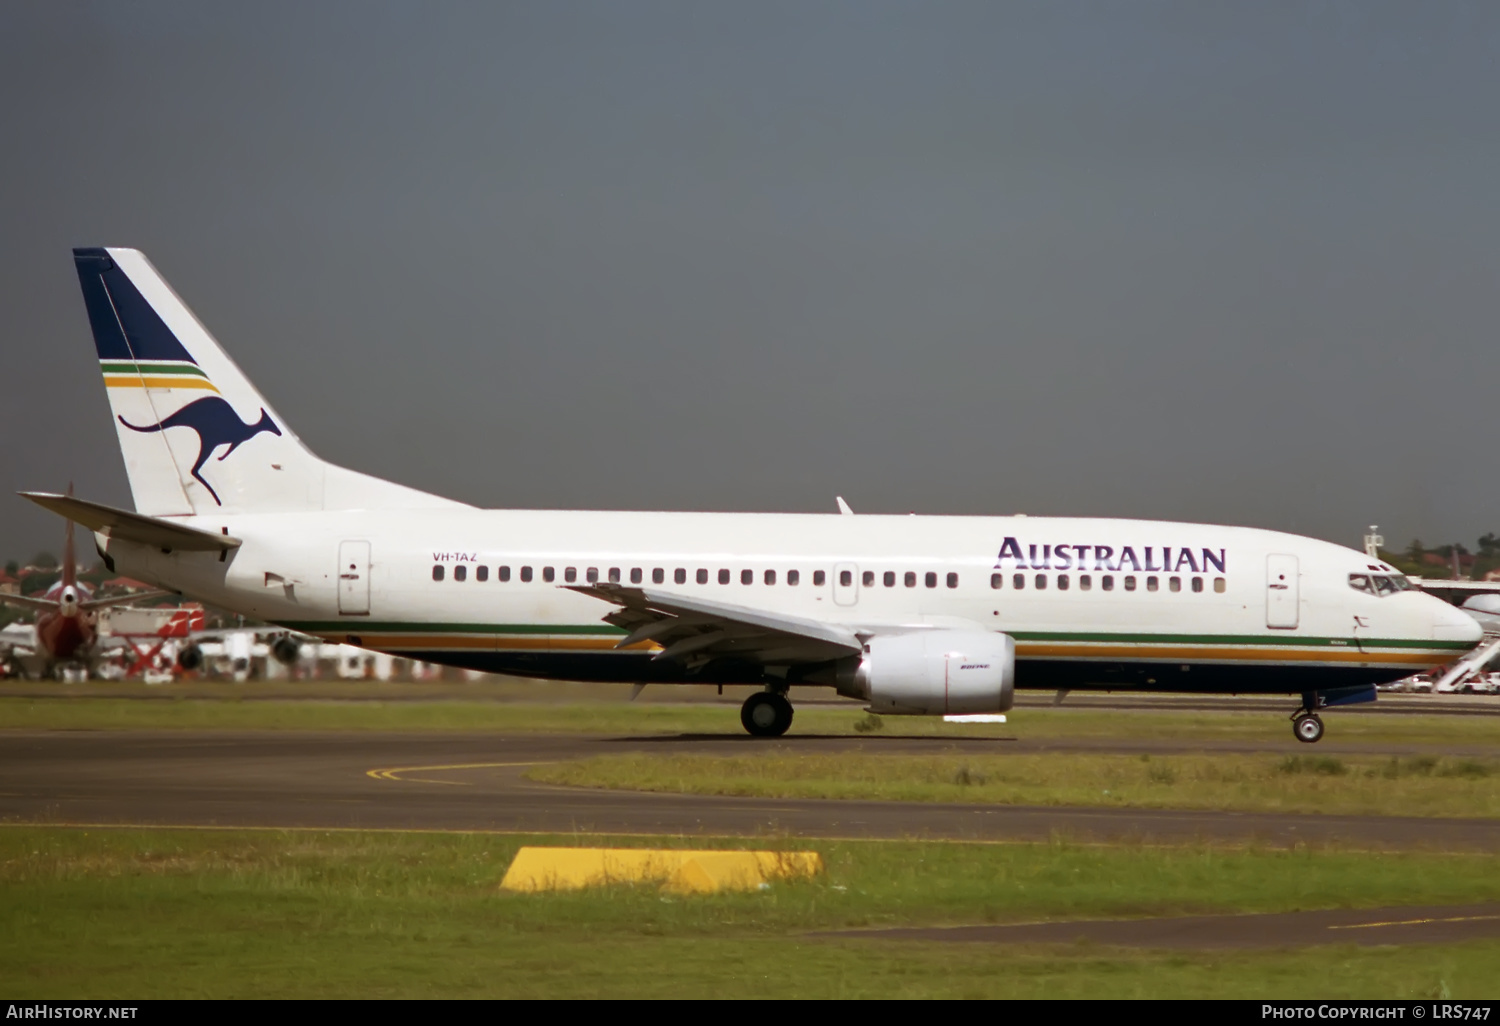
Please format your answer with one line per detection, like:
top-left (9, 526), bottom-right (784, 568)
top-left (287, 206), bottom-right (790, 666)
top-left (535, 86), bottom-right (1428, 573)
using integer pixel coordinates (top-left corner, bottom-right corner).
top-left (1, 730), bottom-right (1495, 851)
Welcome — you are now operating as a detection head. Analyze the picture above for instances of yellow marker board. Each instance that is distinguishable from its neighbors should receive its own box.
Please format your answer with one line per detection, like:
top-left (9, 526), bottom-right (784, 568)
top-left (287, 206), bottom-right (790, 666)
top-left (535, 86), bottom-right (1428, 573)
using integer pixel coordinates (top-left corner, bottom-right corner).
top-left (500, 846), bottom-right (823, 894)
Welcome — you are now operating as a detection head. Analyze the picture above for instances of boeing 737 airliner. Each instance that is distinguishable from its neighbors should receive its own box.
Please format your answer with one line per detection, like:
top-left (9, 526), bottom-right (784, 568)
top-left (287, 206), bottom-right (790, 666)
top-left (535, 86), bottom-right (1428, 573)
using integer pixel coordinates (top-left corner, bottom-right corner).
top-left (22, 247), bottom-right (1484, 741)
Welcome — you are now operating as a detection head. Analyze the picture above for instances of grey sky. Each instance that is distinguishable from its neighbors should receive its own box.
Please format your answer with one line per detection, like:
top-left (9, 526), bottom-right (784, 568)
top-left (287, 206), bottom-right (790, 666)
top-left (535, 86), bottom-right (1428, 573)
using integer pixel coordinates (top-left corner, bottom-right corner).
top-left (3, 2), bottom-right (1498, 559)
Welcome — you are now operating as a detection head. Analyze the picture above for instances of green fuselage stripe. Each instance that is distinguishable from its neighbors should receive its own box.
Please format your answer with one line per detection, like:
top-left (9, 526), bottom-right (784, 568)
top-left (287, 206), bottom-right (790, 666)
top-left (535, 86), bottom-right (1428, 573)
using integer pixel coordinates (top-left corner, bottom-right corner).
top-left (100, 361), bottom-right (208, 377)
top-left (278, 621), bottom-right (1467, 651)
top-left (283, 621), bottom-right (626, 636)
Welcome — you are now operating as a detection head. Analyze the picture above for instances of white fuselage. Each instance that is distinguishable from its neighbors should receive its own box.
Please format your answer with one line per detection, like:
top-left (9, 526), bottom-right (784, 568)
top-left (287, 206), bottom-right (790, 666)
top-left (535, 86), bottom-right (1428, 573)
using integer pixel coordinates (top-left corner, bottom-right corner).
top-left (101, 508), bottom-right (1480, 694)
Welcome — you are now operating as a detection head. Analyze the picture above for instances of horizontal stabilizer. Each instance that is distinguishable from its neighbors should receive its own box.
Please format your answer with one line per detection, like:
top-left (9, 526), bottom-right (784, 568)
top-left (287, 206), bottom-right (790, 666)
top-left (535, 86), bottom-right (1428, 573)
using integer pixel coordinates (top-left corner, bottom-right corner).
top-left (19, 492), bottom-right (240, 552)
top-left (81, 590), bottom-right (177, 611)
top-left (0, 593), bottom-right (61, 613)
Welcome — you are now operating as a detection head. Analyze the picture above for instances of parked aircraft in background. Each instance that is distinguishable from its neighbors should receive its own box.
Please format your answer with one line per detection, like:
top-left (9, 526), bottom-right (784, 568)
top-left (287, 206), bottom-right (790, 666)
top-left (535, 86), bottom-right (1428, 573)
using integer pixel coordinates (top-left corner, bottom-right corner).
top-left (0, 510), bottom-right (170, 678)
top-left (18, 247), bottom-right (1487, 740)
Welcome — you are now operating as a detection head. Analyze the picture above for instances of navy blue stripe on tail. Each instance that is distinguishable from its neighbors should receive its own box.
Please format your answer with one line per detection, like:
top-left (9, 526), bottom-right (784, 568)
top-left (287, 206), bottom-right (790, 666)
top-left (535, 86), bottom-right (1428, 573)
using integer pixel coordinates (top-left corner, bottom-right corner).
top-left (73, 248), bottom-right (197, 364)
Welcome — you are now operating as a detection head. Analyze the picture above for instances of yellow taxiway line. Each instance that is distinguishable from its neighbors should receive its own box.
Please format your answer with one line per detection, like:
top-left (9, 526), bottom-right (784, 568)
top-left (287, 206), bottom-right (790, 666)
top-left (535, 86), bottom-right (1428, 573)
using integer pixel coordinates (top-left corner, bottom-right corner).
top-left (1328, 913), bottom-right (1500, 930)
top-left (366, 760), bottom-right (551, 784)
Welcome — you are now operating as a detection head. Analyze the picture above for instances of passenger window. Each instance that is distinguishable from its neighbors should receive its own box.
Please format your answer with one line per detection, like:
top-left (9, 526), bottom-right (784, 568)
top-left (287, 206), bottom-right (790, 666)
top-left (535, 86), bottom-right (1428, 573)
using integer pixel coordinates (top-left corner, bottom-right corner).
top-left (925, 572), bottom-right (937, 588)
top-left (719, 569), bottom-right (731, 585)
top-left (813, 570), bottom-right (826, 586)
top-left (1013, 573), bottom-right (1025, 590)
top-left (1123, 575), bottom-right (1136, 592)
top-left (608, 567), bottom-right (620, 583)
top-left (1035, 574), bottom-right (1047, 590)
top-left (563, 567), bottom-right (575, 583)
top-left (521, 566), bottom-right (534, 583)
top-left (1079, 574), bottom-right (1091, 591)
top-left (586, 567), bottom-right (599, 583)
top-left (1102, 575), bottom-right (1114, 591)
top-left (991, 573), bottom-right (1003, 590)
top-left (946, 572), bottom-right (959, 589)
top-left (476, 566), bottom-right (488, 582)
top-left (884, 571), bottom-right (896, 587)
top-left (1169, 576), bottom-right (1181, 593)
top-left (742, 569), bottom-right (754, 585)
top-left (1057, 574), bottom-right (1069, 591)
top-left (765, 569), bottom-right (776, 585)
top-left (1214, 577), bottom-right (1226, 593)
top-left (543, 566), bottom-right (555, 583)
top-left (697, 569), bottom-right (709, 584)
top-left (905, 572), bottom-right (917, 587)
top-left (652, 568), bottom-right (665, 584)
top-left (432, 565), bottom-right (445, 581)
top-left (788, 570), bottom-right (800, 586)
top-left (453, 565), bottom-right (467, 582)
top-left (630, 568), bottom-right (642, 584)
top-left (840, 570), bottom-right (853, 587)
top-left (1146, 576), bottom-right (1159, 592)
top-left (674, 568), bottom-right (686, 584)
top-left (1191, 577), bottom-right (1203, 593)
top-left (862, 571), bottom-right (874, 587)
top-left (500, 566), bottom-right (512, 582)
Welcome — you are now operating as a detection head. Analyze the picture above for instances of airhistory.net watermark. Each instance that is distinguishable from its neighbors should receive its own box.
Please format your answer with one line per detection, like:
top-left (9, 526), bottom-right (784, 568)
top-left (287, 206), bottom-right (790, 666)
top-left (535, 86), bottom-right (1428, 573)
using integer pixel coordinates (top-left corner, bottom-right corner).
top-left (5, 1007), bottom-right (137, 1020)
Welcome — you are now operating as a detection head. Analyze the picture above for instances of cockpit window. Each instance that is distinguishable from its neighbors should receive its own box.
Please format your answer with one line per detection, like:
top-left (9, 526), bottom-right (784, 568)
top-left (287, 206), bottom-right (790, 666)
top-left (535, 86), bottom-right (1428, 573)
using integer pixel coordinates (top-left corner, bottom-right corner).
top-left (1352, 572), bottom-right (1413, 596)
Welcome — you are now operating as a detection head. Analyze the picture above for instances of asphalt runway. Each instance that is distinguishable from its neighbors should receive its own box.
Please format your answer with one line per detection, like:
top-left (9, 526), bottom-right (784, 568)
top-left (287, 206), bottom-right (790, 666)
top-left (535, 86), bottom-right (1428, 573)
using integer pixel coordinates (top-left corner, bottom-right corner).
top-left (818, 902), bottom-right (1500, 948)
top-left (1, 730), bottom-right (1496, 851)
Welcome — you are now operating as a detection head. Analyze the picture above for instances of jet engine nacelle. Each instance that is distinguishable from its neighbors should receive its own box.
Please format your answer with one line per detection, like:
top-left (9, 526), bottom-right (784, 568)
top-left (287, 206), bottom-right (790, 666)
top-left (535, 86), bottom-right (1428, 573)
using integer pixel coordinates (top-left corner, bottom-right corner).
top-left (837, 630), bottom-right (1015, 715)
top-left (176, 644), bottom-right (203, 672)
top-left (271, 636), bottom-right (302, 666)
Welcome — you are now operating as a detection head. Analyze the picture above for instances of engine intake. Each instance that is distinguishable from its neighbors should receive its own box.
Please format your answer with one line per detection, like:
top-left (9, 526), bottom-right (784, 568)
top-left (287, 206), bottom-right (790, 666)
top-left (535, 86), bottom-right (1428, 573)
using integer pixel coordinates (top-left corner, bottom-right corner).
top-left (836, 630), bottom-right (1015, 715)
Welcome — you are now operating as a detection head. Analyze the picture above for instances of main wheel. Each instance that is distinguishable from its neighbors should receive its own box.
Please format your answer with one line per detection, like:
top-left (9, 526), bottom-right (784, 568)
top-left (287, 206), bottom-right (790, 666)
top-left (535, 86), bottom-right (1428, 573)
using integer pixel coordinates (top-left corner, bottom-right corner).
top-left (740, 691), bottom-right (794, 737)
top-left (1293, 712), bottom-right (1324, 744)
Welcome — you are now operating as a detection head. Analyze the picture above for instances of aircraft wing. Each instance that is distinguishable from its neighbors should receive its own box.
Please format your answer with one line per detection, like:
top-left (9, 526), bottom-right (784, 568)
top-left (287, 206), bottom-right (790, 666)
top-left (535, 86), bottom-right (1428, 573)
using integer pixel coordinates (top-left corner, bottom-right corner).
top-left (0, 593), bottom-right (58, 614)
top-left (18, 492), bottom-right (241, 553)
top-left (1411, 578), bottom-right (1500, 601)
top-left (0, 622), bottom-right (38, 656)
top-left (567, 583), bottom-right (862, 666)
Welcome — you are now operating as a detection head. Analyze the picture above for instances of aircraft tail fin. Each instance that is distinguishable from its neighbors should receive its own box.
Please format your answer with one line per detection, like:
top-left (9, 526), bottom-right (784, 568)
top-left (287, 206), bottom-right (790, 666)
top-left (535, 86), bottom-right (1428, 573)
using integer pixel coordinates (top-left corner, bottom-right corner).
top-left (71, 248), bottom-right (465, 516)
top-left (61, 491), bottom-right (76, 591)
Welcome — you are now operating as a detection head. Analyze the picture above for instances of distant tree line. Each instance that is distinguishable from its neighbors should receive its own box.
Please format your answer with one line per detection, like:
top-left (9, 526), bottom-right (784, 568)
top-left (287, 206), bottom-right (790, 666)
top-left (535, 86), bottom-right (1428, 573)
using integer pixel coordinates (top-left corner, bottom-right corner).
top-left (1379, 534), bottom-right (1500, 581)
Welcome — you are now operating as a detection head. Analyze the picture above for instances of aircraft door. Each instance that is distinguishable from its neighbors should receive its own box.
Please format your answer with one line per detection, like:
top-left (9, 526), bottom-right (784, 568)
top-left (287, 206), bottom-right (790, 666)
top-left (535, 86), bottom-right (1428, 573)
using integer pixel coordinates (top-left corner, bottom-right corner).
top-left (1265, 554), bottom-right (1299, 629)
top-left (833, 562), bottom-right (859, 607)
top-left (338, 540), bottom-right (371, 616)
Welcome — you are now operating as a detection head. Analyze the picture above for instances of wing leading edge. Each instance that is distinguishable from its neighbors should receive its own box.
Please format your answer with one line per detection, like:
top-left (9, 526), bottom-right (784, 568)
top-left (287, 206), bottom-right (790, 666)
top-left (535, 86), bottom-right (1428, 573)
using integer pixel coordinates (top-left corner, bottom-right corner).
top-left (566, 583), bottom-right (863, 668)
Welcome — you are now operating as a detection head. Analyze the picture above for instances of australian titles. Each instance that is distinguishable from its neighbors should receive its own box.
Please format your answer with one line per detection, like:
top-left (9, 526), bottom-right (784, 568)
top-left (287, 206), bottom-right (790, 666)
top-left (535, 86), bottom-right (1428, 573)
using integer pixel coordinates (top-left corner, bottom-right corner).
top-left (995, 537), bottom-right (1226, 574)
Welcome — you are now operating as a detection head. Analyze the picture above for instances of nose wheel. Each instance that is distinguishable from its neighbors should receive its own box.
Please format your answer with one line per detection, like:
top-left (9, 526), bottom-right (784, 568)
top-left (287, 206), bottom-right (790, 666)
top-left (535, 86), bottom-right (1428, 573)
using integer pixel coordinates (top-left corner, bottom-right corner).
top-left (1292, 711), bottom-right (1324, 744)
top-left (741, 691), bottom-right (794, 737)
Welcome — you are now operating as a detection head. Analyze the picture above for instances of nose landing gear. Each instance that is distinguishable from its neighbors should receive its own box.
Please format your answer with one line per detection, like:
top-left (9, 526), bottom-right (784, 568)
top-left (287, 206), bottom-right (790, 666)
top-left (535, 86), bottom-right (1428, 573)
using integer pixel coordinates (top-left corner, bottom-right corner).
top-left (741, 690), bottom-right (794, 737)
top-left (1287, 685), bottom-right (1376, 743)
top-left (1291, 710), bottom-right (1325, 744)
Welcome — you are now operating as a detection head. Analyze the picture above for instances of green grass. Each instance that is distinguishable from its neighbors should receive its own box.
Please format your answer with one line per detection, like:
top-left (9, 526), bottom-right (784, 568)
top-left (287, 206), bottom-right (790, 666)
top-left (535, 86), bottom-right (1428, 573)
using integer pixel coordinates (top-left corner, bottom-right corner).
top-left (4, 695), bottom-right (1500, 747)
top-left (2, 826), bottom-right (1499, 998)
top-left (528, 751), bottom-right (1500, 819)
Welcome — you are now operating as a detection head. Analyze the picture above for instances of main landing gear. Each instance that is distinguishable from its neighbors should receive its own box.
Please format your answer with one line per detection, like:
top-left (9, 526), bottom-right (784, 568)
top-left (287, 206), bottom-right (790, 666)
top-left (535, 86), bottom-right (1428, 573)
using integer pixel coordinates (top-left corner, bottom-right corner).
top-left (741, 690), bottom-right (794, 737)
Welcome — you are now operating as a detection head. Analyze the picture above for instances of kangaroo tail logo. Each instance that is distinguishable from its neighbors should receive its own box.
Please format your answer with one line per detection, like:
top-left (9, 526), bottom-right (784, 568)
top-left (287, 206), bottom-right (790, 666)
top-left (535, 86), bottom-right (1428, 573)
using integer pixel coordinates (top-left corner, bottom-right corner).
top-left (119, 396), bottom-right (281, 506)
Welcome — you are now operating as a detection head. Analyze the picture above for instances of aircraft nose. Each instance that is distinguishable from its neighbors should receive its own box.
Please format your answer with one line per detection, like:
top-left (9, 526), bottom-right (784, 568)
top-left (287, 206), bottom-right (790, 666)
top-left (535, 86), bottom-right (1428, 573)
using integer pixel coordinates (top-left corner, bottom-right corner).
top-left (1434, 598), bottom-right (1485, 643)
